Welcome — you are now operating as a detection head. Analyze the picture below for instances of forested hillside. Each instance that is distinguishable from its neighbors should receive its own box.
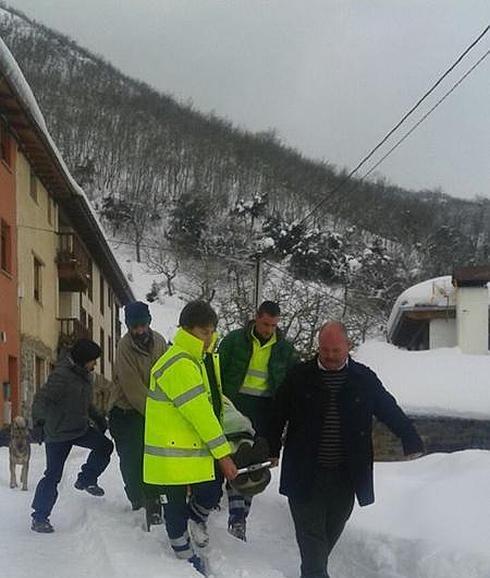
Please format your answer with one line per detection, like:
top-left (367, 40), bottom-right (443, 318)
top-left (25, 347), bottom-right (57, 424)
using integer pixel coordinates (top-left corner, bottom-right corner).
top-left (0, 3), bottom-right (488, 349)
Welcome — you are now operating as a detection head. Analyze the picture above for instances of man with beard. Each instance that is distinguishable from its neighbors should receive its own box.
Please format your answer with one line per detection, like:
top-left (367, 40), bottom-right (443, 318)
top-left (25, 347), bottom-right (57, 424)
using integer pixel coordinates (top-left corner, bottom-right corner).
top-left (109, 301), bottom-right (167, 519)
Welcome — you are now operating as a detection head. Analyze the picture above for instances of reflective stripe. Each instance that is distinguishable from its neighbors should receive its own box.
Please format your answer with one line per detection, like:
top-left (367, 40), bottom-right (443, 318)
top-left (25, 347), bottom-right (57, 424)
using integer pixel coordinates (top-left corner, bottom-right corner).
top-left (207, 434), bottom-right (228, 450)
top-left (170, 531), bottom-right (190, 548)
top-left (173, 384), bottom-right (206, 407)
top-left (147, 388), bottom-right (170, 402)
top-left (152, 352), bottom-right (200, 381)
top-left (239, 386), bottom-right (273, 398)
top-left (144, 444), bottom-right (210, 458)
top-left (246, 368), bottom-right (268, 379)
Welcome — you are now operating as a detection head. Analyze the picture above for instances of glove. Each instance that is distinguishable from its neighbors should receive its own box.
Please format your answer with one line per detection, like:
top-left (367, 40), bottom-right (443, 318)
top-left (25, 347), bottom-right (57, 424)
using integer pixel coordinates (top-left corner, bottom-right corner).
top-left (91, 414), bottom-right (108, 434)
top-left (31, 421), bottom-right (45, 445)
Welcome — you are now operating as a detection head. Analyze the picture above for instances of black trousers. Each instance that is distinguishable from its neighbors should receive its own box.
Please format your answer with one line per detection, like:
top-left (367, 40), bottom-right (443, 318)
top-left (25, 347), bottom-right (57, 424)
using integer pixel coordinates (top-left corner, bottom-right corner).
top-left (31, 427), bottom-right (114, 521)
top-left (288, 468), bottom-right (355, 578)
top-left (109, 407), bottom-right (146, 507)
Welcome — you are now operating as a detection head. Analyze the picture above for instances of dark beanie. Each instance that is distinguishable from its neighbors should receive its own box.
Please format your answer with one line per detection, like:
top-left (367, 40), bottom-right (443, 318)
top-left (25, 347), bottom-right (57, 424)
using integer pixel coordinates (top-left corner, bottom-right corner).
top-left (125, 301), bottom-right (152, 327)
top-left (71, 339), bottom-right (101, 366)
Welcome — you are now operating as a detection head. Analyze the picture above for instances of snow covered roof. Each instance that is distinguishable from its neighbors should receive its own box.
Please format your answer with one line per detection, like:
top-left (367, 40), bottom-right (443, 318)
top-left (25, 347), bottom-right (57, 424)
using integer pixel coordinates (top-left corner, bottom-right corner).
top-left (0, 35), bottom-right (134, 304)
top-left (387, 276), bottom-right (490, 342)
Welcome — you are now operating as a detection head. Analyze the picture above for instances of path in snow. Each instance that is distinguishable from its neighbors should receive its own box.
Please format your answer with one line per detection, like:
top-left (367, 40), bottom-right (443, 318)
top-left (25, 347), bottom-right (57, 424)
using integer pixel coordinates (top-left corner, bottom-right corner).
top-left (1, 446), bottom-right (489, 578)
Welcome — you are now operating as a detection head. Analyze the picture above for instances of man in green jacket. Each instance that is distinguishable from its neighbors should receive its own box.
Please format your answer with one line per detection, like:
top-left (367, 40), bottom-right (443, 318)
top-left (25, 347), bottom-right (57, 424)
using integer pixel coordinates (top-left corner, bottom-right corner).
top-left (108, 301), bottom-right (167, 516)
top-left (219, 300), bottom-right (296, 540)
top-left (144, 301), bottom-right (237, 575)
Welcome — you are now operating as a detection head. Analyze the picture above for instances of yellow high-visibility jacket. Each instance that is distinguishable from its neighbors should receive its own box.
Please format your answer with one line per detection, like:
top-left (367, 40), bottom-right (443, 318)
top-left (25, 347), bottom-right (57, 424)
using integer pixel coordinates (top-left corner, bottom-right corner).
top-left (239, 332), bottom-right (277, 397)
top-left (144, 328), bottom-right (231, 485)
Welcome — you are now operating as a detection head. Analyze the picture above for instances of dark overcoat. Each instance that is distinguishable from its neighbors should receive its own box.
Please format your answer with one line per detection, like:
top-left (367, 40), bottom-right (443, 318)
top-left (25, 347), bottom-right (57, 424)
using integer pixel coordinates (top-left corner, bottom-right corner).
top-left (268, 356), bottom-right (424, 506)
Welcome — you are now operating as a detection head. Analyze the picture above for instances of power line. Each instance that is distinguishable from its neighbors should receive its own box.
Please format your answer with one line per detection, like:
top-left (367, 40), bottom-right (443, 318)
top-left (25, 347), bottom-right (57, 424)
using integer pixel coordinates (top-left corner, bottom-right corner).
top-left (263, 259), bottom-right (383, 323)
top-left (362, 49), bottom-right (490, 181)
top-left (298, 24), bottom-right (490, 228)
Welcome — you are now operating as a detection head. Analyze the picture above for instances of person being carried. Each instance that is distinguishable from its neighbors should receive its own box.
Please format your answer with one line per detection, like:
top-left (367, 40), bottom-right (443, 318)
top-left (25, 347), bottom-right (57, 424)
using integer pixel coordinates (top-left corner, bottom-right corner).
top-left (31, 338), bottom-right (114, 533)
top-left (143, 301), bottom-right (237, 575)
top-left (268, 321), bottom-right (424, 578)
top-left (108, 301), bottom-right (167, 522)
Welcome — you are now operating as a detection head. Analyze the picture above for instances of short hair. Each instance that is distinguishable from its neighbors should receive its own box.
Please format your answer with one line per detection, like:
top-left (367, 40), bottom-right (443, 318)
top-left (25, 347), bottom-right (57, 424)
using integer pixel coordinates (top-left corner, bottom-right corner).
top-left (318, 321), bottom-right (349, 340)
top-left (257, 301), bottom-right (281, 317)
top-left (179, 300), bottom-right (218, 329)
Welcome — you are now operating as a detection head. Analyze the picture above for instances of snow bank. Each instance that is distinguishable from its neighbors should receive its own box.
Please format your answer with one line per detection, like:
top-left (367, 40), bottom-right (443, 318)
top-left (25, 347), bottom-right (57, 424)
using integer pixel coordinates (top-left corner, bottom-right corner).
top-left (1, 446), bottom-right (489, 578)
top-left (354, 341), bottom-right (490, 419)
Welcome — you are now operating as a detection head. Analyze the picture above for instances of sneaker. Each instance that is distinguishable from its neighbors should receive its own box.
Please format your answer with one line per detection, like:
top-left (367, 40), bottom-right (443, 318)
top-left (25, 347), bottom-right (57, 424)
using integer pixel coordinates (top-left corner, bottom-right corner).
top-left (31, 518), bottom-right (54, 533)
top-left (228, 518), bottom-right (246, 541)
top-left (74, 480), bottom-right (105, 496)
top-left (188, 554), bottom-right (207, 576)
top-left (189, 518), bottom-right (209, 548)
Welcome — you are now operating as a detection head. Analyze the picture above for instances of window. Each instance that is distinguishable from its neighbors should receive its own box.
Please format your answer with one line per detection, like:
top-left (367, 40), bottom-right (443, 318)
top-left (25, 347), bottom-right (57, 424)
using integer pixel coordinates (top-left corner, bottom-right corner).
top-left (99, 327), bottom-right (105, 376)
top-left (99, 276), bottom-right (105, 314)
top-left (0, 123), bottom-right (11, 166)
top-left (88, 314), bottom-right (93, 339)
top-left (47, 197), bottom-right (54, 225)
top-left (0, 219), bottom-right (11, 273)
top-left (108, 334), bottom-right (113, 364)
top-left (34, 356), bottom-right (45, 391)
top-left (30, 168), bottom-right (38, 203)
top-left (87, 259), bottom-right (93, 301)
top-left (80, 304), bottom-right (87, 330)
top-left (33, 256), bottom-right (43, 302)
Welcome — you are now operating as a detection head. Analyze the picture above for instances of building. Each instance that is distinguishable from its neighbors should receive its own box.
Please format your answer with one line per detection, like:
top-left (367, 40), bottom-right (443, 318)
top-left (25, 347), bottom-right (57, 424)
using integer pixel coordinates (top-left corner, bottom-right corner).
top-left (0, 38), bottom-right (134, 425)
top-left (0, 115), bottom-right (20, 424)
top-left (387, 266), bottom-right (490, 354)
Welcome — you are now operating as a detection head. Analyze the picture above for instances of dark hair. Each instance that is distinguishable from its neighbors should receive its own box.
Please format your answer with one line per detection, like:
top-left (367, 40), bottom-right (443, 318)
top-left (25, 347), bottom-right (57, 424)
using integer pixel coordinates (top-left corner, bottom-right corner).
top-left (257, 301), bottom-right (281, 317)
top-left (179, 300), bottom-right (218, 329)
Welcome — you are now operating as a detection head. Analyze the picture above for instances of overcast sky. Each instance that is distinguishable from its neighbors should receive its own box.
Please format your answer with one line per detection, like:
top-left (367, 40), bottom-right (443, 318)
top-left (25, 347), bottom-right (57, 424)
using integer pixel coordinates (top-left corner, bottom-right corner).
top-left (6, 0), bottom-right (490, 200)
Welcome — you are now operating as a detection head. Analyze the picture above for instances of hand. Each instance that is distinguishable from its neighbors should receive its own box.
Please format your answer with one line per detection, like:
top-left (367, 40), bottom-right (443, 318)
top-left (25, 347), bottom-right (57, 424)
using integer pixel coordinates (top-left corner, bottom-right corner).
top-left (91, 414), bottom-right (108, 434)
top-left (269, 457), bottom-right (280, 468)
top-left (31, 422), bottom-right (45, 445)
top-left (218, 455), bottom-right (238, 481)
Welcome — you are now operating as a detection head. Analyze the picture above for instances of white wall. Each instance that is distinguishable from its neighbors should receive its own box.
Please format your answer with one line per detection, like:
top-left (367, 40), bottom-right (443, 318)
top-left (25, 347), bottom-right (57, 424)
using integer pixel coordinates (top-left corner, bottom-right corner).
top-left (429, 318), bottom-right (457, 349)
top-left (456, 287), bottom-right (489, 355)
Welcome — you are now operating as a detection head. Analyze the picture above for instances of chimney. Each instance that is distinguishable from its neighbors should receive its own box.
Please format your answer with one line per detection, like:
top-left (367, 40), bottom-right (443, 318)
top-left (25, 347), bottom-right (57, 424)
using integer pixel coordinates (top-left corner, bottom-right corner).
top-left (453, 266), bottom-right (490, 355)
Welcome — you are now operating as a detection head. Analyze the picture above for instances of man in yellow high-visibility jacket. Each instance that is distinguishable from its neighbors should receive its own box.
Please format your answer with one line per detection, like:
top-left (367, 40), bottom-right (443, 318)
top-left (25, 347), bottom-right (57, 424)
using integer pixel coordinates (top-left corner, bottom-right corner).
top-left (144, 301), bottom-right (237, 575)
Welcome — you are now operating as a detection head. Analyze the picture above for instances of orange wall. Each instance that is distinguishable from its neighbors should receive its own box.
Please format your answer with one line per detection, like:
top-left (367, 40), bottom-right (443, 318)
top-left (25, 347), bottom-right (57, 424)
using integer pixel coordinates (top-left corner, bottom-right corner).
top-left (0, 136), bottom-right (20, 424)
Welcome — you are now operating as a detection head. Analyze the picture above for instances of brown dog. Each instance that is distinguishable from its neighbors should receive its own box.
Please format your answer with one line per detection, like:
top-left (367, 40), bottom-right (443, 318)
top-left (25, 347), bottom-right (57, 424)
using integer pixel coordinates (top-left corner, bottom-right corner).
top-left (9, 416), bottom-right (31, 491)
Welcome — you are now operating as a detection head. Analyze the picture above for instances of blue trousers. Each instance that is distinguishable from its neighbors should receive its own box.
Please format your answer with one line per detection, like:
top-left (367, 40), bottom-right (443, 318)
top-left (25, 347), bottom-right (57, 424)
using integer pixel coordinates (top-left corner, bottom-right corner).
top-left (156, 471), bottom-right (223, 559)
top-left (31, 427), bottom-right (114, 521)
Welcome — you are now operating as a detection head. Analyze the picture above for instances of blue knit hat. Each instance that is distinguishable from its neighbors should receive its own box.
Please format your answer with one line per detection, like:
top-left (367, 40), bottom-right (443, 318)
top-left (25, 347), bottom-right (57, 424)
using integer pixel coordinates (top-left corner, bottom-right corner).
top-left (125, 301), bottom-right (152, 328)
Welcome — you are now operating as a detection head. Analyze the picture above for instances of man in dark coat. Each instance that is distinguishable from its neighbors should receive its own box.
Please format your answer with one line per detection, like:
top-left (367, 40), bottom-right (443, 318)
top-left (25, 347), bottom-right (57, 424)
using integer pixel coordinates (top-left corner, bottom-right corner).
top-left (268, 321), bottom-right (424, 578)
top-left (31, 338), bottom-right (114, 533)
top-left (219, 301), bottom-right (296, 540)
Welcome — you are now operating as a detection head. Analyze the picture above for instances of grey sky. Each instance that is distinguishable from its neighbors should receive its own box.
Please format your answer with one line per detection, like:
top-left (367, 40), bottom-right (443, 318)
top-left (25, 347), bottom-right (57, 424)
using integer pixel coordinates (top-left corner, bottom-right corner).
top-left (6, 0), bottom-right (490, 199)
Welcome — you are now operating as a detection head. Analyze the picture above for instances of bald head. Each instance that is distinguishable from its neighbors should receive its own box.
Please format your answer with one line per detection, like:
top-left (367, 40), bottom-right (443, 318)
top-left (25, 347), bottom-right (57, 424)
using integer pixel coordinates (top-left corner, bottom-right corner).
top-left (318, 321), bottom-right (351, 370)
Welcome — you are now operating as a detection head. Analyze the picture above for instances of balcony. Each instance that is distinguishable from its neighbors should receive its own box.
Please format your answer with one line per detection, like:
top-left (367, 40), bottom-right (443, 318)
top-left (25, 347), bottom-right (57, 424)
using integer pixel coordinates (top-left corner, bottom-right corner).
top-left (57, 232), bottom-right (91, 292)
top-left (58, 318), bottom-right (91, 349)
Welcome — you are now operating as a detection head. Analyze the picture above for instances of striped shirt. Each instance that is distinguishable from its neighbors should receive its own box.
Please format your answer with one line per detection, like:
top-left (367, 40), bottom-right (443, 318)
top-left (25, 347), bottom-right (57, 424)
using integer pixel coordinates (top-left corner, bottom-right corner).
top-left (317, 364), bottom-right (348, 468)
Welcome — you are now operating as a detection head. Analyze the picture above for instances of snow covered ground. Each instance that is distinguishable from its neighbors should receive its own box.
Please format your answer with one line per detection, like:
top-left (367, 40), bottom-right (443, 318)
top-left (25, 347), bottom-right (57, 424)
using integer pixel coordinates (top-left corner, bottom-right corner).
top-left (1, 446), bottom-right (489, 578)
top-left (355, 341), bottom-right (490, 420)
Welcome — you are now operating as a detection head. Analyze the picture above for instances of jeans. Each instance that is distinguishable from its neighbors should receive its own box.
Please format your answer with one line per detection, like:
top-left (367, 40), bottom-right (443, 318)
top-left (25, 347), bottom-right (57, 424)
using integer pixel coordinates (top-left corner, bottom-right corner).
top-left (31, 427), bottom-right (113, 521)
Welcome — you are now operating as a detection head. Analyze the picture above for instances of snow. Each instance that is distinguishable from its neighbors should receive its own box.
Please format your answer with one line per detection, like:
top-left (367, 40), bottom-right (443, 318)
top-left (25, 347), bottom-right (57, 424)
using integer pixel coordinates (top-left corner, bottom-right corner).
top-left (0, 30), bottom-right (114, 248)
top-left (0, 32), bottom-right (49, 133)
top-left (1, 445), bottom-right (490, 578)
top-left (354, 341), bottom-right (490, 419)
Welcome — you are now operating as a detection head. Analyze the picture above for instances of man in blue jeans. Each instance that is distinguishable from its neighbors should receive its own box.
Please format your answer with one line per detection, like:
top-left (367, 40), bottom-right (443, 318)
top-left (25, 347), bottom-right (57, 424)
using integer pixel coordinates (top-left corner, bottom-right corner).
top-left (31, 338), bottom-right (114, 533)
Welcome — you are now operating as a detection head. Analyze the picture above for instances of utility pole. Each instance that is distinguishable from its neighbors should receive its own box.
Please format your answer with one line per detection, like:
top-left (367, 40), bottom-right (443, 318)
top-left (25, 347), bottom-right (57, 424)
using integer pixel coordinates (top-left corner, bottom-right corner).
top-left (253, 253), bottom-right (263, 311)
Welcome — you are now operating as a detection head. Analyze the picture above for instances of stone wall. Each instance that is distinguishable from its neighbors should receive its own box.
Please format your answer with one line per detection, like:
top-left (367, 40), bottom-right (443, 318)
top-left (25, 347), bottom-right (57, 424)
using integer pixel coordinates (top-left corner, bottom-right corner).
top-left (373, 415), bottom-right (490, 461)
